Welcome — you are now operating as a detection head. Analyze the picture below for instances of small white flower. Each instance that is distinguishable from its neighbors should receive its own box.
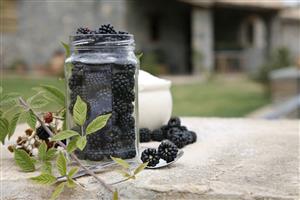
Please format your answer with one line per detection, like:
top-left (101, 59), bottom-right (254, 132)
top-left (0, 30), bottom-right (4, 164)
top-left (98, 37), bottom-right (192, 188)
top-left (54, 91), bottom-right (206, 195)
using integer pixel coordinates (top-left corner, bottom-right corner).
top-left (32, 148), bottom-right (39, 156)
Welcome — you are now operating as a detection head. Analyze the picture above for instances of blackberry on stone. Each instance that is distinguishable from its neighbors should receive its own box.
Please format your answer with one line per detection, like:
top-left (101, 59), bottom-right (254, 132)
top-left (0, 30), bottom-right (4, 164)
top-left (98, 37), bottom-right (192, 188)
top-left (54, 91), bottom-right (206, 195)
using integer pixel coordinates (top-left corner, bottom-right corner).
top-left (179, 126), bottom-right (188, 131)
top-left (169, 131), bottom-right (188, 148)
top-left (36, 125), bottom-right (52, 141)
top-left (168, 117), bottom-right (181, 127)
top-left (76, 27), bottom-right (91, 34)
top-left (166, 126), bottom-right (183, 140)
top-left (186, 131), bottom-right (197, 144)
top-left (151, 129), bottom-right (164, 142)
top-left (158, 140), bottom-right (178, 163)
top-left (160, 125), bottom-right (170, 139)
top-left (139, 128), bottom-right (151, 142)
top-left (141, 148), bottom-right (160, 167)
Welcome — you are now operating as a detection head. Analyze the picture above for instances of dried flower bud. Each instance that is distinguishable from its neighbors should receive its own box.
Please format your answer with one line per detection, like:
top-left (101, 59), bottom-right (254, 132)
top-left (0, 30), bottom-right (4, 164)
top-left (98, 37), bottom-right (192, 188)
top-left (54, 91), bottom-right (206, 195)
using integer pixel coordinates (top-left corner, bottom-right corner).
top-left (43, 112), bottom-right (53, 123)
top-left (25, 128), bottom-right (33, 136)
top-left (7, 145), bottom-right (15, 153)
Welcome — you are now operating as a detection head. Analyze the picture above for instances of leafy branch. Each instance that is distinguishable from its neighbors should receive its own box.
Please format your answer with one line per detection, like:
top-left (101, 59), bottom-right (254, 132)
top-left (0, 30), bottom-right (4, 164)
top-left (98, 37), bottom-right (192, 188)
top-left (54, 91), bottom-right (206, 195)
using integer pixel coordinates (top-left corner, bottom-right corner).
top-left (18, 97), bottom-right (114, 195)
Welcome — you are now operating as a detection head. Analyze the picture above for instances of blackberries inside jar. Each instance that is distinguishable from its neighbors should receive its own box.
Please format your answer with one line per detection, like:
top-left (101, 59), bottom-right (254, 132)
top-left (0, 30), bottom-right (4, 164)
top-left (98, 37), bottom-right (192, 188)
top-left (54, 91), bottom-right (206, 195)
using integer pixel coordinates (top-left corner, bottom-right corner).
top-left (65, 27), bottom-right (139, 161)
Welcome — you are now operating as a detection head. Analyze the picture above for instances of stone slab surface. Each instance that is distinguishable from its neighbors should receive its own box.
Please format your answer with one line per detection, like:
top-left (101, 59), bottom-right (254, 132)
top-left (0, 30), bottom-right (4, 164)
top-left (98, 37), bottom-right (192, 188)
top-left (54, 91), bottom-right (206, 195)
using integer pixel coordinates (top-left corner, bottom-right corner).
top-left (1, 118), bottom-right (299, 200)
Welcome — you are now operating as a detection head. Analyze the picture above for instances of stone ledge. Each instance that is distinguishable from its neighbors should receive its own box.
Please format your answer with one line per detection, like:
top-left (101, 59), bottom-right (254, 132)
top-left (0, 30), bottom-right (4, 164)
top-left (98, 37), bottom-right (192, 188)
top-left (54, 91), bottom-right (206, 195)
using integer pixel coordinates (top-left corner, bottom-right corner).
top-left (1, 118), bottom-right (299, 200)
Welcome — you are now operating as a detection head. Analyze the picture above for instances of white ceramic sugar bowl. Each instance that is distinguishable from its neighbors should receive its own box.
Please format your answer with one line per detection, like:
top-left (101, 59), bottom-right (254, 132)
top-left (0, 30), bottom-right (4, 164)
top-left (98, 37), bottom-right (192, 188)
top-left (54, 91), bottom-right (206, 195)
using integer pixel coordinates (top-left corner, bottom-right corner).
top-left (138, 70), bottom-right (172, 130)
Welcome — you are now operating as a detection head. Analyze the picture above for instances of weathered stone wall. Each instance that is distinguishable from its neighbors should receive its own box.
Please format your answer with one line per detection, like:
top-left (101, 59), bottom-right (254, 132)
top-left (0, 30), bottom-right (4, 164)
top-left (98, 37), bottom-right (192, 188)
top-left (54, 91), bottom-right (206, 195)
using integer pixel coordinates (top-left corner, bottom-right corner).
top-left (1, 0), bottom-right (127, 68)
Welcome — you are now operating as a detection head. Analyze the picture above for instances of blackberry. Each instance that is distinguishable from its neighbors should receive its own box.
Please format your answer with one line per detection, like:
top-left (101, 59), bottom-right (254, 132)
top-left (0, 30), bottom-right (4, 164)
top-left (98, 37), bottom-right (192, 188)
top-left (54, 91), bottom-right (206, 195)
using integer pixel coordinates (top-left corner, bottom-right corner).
top-left (186, 131), bottom-right (197, 144)
top-left (166, 126), bottom-right (182, 140)
top-left (141, 148), bottom-right (160, 167)
top-left (118, 113), bottom-right (135, 130)
top-left (139, 128), bottom-right (151, 142)
top-left (85, 150), bottom-right (104, 161)
top-left (158, 140), bottom-right (178, 163)
top-left (36, 125), bottom-right (52, 141)
top-left (161, 125), bottom-right (170, 139)
top-left (112, 72), bottom-right (134, 94)
top-left (113, 99), bottom-right (133, 114)
top-left (168, 117), bottom-right (181, 127)
top-left (169, 131), bottom-right (188, 149)
top-left (97, 24), bottom-right (117, 34)
top-left (151, 129), bottom-right (164, 142)
top-left (76, 27), bottom-right (91, 34)
top-left (179, 126), bottom-right (188, 131)
top-left (121, 129), bottom-right (135, 142)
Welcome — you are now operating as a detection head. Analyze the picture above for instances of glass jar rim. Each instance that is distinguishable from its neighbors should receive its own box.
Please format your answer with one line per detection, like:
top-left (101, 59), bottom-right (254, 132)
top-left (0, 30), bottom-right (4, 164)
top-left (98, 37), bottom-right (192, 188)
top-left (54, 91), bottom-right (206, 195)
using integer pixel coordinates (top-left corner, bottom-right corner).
top-left (69, 34), bottom-right (135, 48)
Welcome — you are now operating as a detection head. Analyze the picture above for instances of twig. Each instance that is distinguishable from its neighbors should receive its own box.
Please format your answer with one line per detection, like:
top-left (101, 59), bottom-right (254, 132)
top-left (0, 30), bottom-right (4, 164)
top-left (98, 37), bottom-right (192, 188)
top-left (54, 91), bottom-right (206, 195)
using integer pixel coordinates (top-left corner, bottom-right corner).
top-left (19, 97), bottom-right (114, 193)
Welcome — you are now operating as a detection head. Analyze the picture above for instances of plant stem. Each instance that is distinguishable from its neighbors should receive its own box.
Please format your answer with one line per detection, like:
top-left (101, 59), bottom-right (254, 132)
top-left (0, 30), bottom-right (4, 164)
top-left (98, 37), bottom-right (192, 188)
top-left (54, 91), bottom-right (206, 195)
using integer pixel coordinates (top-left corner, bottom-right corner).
top-left (18, 97), bottom-right (114, 193)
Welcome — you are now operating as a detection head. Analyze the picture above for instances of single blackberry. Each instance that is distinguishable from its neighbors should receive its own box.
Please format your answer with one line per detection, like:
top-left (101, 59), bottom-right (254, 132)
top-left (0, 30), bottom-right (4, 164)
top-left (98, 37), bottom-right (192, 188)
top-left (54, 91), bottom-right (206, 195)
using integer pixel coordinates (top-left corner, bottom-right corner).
top-left (179, 126), bottom-right (188, 131)
top-left (151, 129), bottom-right (164, 142)
top-left (97, 24), bottom-right (117, 34)
top-left (160, 125), bottom-right (170, 139)
top-left (139, 128), bottom-right (151, 142)
top-left (112, 72), bottom-right (134, 94)
top-left (186, 131), bottom-right (197, 144)
top-left (116, 90), bottom-right (134, 103)
top-left (141, 148), bottom-right (160, 167)
top-left (166, 126), bottom-right (182, 140)
top-left (121, 129), bottom-right (135, 142)
top-left (113, 99), bottom-right (133, 114)
top-left (36, 125), bottom-right (52, 141)
top-left (76, 27), bottom-right (91, 34)
top-left (158, 140), bottom-right (178, 163)
top-left (168, 117), bottom-right (181, 127)
top-left (85, 150), bottom-right (104, 161)
top-left (169, 131), bottom-right (188, 148)
top-left (118, 113), bottom-right (135, 130)
top-left (107, 126), bottom-right (121, 142)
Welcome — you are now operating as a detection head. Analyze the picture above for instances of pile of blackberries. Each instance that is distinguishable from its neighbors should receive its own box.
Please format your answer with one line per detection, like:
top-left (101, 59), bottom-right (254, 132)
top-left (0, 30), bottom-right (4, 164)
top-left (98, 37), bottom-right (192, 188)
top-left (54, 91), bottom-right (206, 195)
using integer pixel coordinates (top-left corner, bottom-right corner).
top-left (139, 117), bottom-right (197, 148)
top-left (67, 25), bottom-right (137, 161)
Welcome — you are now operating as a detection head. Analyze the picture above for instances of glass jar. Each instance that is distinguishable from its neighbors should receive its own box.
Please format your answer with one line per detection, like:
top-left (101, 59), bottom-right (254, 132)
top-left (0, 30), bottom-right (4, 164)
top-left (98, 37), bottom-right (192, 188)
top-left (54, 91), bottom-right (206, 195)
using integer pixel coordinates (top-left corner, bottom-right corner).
top-left (64, 34), bottom-right (139, 161)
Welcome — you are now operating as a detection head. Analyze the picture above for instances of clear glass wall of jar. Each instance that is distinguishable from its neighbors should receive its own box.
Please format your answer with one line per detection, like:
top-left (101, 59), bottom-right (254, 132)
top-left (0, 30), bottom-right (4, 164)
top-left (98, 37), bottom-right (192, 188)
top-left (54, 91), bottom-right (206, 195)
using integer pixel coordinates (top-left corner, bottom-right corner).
top-left (65, 34), bottom-right (139, 162)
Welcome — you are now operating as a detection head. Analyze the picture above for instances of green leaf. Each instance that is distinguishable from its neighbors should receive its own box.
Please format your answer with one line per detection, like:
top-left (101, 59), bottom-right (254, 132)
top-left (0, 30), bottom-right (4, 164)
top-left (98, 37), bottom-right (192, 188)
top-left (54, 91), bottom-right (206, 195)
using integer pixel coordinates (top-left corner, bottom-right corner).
top-left (73, 96), bottom-right (87, 126)
top-left (136, 52), bottom-right (143, 60)
top-left (68, 167), bottom-right (79, 178)
top-left (45, 148), bottom-right (57, 160)
top-left (24, 110), bottom-right (36, 129)
top-left (66, 137), bottom-right (79, 153)
top-left (50, 182), bottom-right (66, 200)
top-left (76, 136), bottom-right (87, 151)
top-left (30, 98), bottom-right (48, 109)
top-left (39, 85), bottom-right (65, 107)
top-left (31, 173), bottom-right (56, 185)
top-left (38, 142), bottom-right (47, 161)
top-left (0, 110), bottom-right (3, 117)
top-left (134, 162), bottom-right (148, 175)
top-left (0, 117), bottom-right (9, 144)
top-left (14, 148), bottom-right (35, 172)
top-left (56, 152), bottom-right (67, 176)
top-left (0, 93), bottom-right (20, 106)
top-left (61, 42), bottom-right (70, 58)
top-left (86, 113), bottom-right (111, 135)
top-left (51, 130), bottom-right (79, 141)
top-left (111, 156), bottom-right (130, 169)
top-left (113, 190), bottom-right (119, 200)
top-left (7, 112), bottom-right (21, 139)
top-left (116, 169), bottom-right (132, 178)
top-left (66, 178), bottom-right (76, 188)
top-left (0, 86), bottom-right (3, 94)
top-left (41, 161), bottom-right (52, 174)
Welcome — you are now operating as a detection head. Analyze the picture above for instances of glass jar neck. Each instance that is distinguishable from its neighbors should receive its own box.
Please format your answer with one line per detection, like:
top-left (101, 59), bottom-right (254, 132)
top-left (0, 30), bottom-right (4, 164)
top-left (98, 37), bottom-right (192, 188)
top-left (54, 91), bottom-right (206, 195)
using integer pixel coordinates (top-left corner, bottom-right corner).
top-left (69, 34), bottom-right (135, 52)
